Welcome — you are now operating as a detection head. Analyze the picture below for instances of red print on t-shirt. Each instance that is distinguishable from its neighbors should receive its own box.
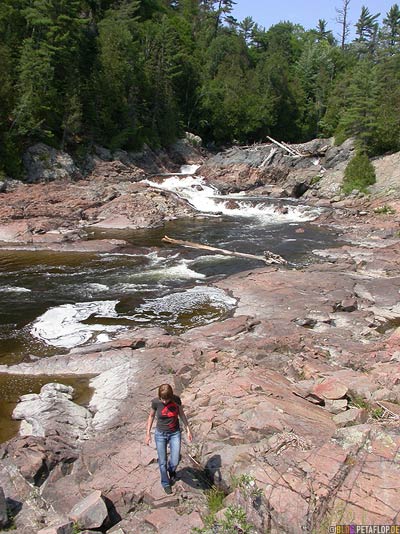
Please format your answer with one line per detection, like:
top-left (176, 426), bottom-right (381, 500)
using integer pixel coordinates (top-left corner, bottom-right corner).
top-left (161, 402), bottom-right (179, 430)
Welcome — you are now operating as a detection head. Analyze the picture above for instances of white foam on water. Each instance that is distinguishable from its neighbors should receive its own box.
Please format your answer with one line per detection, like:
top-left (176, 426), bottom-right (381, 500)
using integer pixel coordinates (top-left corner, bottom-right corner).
top-left (143, 175), bottom-right (321, 223)
top-left (148, 262), bottom-right (206, 281)
top-left (147, 251), bottom-right (180, 265)
top-left (2, 286), bottom-right (31, 293)
top-left (187, 254), bottom-right (236, 269)
top-left (123, 260), bottom-right (206, 282)
top-left (31, 300), bottom-right (125, 348)
top-left (190, 254), bottom-right (235, 264)
top-left (180, 164), bottom-right (200, 174)
top-left (113, 283), bottom-right (154, 292)
top-left (219, 202), bottom-right (319, 223)
top-left (87, 283), bottom-right (110, 291)
top-left (99, 252), bottom-right (145, 258)
top-left (143, 176), bottom-right (221, 213)
top-left (136, 286), bottom-right (236, 321)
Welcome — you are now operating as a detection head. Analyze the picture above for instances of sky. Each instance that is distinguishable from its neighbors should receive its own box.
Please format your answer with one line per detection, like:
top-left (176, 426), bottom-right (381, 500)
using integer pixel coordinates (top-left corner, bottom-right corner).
top-left (232, 0), bottom-right (395, 39)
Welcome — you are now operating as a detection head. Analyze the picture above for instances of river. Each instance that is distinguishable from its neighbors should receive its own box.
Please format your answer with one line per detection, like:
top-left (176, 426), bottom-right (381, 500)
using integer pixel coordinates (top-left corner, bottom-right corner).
top-left (0, 171), bottom-right (341, 442)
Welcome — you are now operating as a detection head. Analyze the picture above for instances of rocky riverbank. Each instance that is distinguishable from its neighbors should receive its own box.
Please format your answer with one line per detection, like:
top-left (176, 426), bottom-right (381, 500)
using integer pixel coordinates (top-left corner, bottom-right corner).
top-left (0, 138), bottom-right (399, 533)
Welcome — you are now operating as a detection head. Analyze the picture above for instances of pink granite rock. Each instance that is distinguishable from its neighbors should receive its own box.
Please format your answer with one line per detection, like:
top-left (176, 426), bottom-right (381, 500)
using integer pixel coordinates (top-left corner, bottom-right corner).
top-left (312, 379), bottom-right (348, 400)
top-left (37, 522), bottom-right (73, 534)
top-left (333, 408), bottom-right (368, 426)
top-left (69, 491), bottom-right (108, 529)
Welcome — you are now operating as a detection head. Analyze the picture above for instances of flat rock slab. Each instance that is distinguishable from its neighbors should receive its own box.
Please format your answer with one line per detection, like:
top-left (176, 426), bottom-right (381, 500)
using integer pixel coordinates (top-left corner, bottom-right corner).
top-left (312, 379), bottom-right (349, 400)
top-left (144, 509), bottom-right (203, 534)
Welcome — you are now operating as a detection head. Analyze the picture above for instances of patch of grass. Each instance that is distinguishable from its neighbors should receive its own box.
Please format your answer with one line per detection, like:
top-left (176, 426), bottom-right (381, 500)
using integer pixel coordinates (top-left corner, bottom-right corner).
top-left (205, 485), bottom-right (225, 516)
top-left (349, 395), bottom-right (369, 410)
top-left (371, 407), bottom-right (385, 420)
top-left (348, 396), bottom-right (385, 420)
top-left (373, 205), bottom-right (396, 215)
top-left (310, 175), bottom-right (322, 186)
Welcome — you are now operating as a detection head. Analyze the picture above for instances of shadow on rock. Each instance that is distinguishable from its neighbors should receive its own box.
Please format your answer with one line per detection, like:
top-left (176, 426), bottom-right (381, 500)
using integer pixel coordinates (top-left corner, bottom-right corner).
top-left (177, 467), bottom-right (212, 491)
top-left (6, 497), bottom-right (22, 520)
top-left (204, 454), bottom-right (222, 486)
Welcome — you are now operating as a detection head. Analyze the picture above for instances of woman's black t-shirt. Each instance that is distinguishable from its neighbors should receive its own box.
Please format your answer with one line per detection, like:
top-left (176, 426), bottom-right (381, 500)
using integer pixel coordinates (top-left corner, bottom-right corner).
top-left (151, 395), bottom-right (181, 432)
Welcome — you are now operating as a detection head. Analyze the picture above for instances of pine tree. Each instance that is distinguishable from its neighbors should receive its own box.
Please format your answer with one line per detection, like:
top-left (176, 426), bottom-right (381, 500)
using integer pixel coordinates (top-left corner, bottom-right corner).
top-left (334, 60), bottom-right (379, 149)
top-left (354, 5), bottom-right (380, 56)
top-left (12, 0), bottom-right (88, 144)
top-left (373, 54), bottom-right (400, 153)
top-left (380, 4), bottom-right (400, 53)
top-left (295, 37), bottom-right (337, 138)
top-left (94, 2), bottom-right (142, 148)
top-left (239, 16), bottom-right (255, 44)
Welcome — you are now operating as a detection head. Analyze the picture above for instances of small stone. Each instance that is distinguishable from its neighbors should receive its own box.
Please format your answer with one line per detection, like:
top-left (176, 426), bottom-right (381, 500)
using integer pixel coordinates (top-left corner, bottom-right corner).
top-left (324, 399), bottom-right (348, 414)
top-left (293, 317), bottom-right (317, 328)
top-left (335, 298), bottom-right (357, 312)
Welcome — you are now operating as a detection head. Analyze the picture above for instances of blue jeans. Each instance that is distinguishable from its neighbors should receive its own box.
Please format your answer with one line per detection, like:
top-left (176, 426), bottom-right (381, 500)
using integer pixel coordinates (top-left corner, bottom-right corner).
top-left (154, 428), bottom-right (181, 488)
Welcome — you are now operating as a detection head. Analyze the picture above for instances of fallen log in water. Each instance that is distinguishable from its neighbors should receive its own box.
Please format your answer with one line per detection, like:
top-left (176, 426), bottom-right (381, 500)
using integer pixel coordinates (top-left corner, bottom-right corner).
top-left (162, 235), bottom-right (287, 265)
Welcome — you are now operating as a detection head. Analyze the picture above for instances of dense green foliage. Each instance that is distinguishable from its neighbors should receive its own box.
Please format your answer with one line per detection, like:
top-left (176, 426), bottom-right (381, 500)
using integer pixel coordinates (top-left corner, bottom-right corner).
top-left (342, 150), bottom-right (377, 193)
top-left (1, 1), bottom-right (400, 177)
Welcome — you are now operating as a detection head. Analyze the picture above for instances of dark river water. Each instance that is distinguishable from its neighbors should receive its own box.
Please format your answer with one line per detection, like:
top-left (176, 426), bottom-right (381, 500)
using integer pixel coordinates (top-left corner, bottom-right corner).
top-left (0, 176), bottom-right (341, 442)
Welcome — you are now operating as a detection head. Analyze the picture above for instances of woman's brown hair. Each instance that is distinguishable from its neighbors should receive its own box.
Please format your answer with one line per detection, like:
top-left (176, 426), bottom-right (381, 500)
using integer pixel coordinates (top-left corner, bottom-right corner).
top-left (158, 384), bottom-right (173, 400)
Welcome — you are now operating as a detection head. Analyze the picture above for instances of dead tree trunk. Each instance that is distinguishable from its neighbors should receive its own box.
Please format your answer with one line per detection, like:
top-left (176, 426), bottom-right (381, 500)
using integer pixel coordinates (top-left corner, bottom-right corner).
top-left (162, 236), bottom-right (287, 265)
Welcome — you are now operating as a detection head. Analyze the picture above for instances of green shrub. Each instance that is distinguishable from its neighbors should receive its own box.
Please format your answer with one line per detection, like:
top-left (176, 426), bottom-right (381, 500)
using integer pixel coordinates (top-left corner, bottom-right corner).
top-left (373, 205), bottom-right (396, 215)
top-left (192, 505), bottom-right (256, 534)
top-left (220, 505), bottom-right (255, 533)
top-left (342, 151), bottom-right (376, 194)
top-left (231, 474), bottom-right (263, 499)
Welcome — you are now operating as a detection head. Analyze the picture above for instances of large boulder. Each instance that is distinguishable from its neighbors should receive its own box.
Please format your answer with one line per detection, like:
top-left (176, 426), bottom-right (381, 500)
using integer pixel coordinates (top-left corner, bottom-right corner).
top-left (23, 144), bottom-right (81, 183)
top-left (90, 183), bottom-right (196, 229)
top-left (12, 383), bottom-right (92, 440)
top-left (69, 490), bottom-right (108, 530)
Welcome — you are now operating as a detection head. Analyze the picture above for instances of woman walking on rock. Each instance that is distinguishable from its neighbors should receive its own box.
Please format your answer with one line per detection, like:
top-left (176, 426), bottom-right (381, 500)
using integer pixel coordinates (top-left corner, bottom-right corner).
top-left (146, 383), bottom-right (192, 494)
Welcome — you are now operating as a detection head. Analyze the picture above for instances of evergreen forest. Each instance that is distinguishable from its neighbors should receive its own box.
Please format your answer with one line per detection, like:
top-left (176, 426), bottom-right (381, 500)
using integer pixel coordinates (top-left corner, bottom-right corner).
top-left (1, 0), bottom-right (400, 178)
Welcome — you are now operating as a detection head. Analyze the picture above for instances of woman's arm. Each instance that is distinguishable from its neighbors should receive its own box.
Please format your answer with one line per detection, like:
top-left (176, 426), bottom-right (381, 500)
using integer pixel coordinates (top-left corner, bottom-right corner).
top-left (145, 409), bottom-right (156, 445)
top-left (179, 405), bottom-right (193, 442)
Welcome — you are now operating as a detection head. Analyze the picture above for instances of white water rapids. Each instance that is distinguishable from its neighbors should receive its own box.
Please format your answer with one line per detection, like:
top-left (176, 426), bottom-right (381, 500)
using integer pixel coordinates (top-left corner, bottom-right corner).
top-left (25, 167), bottom-right (324, 349)
top-left (144, 167), bottom-right (321, 223)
